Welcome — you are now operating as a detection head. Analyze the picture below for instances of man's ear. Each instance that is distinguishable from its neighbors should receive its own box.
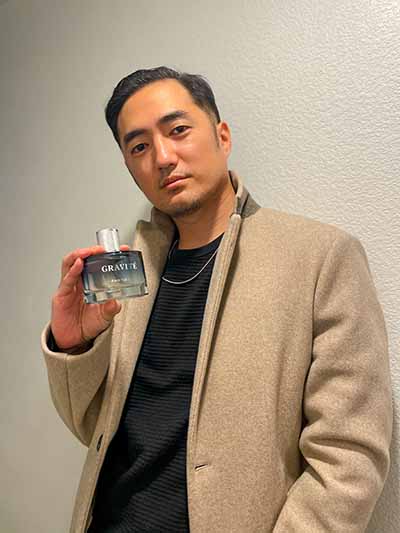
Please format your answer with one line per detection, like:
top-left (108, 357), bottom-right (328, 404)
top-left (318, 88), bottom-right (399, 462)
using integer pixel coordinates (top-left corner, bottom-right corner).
top-left (216, 121), bottom-right (232, 157)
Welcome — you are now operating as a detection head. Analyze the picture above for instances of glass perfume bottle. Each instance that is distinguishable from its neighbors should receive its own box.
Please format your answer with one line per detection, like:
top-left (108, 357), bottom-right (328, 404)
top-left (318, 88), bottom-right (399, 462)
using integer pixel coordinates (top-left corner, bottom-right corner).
top-left (81, 227), bottom-right (148, 304)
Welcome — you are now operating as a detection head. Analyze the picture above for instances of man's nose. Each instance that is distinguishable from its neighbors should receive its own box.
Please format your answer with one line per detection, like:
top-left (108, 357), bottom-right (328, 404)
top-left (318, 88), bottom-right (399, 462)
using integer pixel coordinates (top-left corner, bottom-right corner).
top-left (154, 135), bottom-right (178, 168)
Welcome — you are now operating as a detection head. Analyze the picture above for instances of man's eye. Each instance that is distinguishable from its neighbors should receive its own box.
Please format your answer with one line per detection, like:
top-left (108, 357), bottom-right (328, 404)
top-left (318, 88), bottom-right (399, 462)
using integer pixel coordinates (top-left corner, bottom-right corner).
top-left (130, 127), bottom-right (189, 154)
top-left (172, 125), bottom-right (189, 134)
top-left (131, 143), bottom-right (145, 154)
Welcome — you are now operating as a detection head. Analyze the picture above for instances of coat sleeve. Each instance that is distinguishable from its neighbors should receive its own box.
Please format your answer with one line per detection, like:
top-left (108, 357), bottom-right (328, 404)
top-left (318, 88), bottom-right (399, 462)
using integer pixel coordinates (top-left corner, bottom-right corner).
top-left (41, 319), bottom-right (115, 448)
top-left (273, 233), bottom-right (393, 533)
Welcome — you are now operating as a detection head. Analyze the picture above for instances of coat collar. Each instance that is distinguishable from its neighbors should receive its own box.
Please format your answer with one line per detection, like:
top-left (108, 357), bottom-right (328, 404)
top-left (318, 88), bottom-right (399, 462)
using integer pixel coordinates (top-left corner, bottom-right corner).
top-left (133, 168), bottom-right (259, 296)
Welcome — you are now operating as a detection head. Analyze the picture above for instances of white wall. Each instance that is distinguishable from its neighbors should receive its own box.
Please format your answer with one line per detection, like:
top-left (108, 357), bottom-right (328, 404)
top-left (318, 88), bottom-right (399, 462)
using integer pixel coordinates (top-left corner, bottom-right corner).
top-left (0, 1), bottom-right (398, 531)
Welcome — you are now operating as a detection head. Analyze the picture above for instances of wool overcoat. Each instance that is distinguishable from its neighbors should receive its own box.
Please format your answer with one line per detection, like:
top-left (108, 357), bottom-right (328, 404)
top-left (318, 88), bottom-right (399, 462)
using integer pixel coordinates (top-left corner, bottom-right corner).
top-left (41, 170), bottom-right (393, 532)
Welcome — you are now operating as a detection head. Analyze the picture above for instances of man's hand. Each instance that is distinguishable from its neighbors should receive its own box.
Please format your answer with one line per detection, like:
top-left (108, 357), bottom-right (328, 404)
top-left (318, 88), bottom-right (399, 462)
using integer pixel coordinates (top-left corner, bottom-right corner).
top-left (50, 244), bottom-right (131, 351)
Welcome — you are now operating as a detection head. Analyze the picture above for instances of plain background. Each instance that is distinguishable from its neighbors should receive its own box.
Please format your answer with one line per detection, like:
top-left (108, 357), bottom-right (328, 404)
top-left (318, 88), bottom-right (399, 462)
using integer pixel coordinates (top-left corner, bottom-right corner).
top-left (0, 1), bottom-right (398, 531)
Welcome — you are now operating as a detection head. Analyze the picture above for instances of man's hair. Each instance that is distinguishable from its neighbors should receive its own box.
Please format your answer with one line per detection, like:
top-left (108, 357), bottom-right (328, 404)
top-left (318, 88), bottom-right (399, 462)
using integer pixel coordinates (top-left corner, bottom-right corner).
top-left (105, 66), bottom-right (222, 148)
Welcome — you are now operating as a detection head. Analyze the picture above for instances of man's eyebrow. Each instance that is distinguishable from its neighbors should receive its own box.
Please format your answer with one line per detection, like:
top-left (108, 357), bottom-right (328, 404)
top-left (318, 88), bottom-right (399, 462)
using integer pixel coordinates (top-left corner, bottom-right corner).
top-left (122, 110), bottom-right (192, 147)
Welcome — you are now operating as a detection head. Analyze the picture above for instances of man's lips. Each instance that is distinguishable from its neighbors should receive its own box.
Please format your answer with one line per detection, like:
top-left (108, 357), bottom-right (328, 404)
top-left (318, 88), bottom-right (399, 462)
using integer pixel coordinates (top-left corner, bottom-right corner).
top-left (162, 175), bottom-right (189, 189)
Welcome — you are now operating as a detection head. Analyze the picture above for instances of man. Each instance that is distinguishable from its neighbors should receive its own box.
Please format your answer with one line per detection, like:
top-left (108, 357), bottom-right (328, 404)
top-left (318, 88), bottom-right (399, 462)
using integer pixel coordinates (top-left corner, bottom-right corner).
top-left (41, 66), bottom-right (393, 532)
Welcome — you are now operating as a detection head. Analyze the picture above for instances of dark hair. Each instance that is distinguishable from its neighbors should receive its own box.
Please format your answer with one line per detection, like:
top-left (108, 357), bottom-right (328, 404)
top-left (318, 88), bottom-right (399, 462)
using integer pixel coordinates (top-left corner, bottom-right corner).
top-left (105, 66), bottom-right (221, 148)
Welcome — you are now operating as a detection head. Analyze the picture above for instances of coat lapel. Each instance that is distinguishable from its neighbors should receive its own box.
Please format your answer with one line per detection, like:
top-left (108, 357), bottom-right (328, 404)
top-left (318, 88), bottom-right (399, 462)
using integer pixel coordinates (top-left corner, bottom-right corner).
top-left (185, 170), bottom-right (249, 472)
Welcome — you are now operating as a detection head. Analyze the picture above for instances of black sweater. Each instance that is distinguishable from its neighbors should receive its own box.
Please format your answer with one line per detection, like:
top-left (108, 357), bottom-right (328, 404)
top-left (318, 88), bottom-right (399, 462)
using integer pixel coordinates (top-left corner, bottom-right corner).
top-left (85, 232), bottom-right (224, 532)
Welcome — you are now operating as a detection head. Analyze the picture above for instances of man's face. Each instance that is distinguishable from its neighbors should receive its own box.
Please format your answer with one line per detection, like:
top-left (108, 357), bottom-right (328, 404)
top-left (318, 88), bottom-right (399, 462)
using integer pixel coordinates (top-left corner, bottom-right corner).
top-left (116, 79), bottom-right (232, 219)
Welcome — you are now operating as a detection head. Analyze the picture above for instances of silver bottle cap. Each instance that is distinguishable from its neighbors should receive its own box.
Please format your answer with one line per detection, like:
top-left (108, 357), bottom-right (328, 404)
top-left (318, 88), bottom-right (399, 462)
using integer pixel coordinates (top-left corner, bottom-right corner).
top-left (96, 228), bottom-right (120, 252)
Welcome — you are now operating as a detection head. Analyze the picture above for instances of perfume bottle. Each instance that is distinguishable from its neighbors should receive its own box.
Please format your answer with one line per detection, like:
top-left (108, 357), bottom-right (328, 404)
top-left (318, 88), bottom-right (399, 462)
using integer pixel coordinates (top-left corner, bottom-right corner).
top-left (81, 228), bottom-right (148, 304)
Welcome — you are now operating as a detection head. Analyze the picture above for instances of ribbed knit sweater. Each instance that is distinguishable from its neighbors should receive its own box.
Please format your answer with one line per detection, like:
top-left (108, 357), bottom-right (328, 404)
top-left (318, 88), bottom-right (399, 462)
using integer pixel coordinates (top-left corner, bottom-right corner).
top-left (87, 231), bottom-right (224, 532)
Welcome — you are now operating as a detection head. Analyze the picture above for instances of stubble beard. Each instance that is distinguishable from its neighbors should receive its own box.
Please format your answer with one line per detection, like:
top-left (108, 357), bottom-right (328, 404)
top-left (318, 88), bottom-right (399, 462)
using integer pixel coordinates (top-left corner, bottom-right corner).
top-left (163, 171), bottom-right (228, 219)
top-left (162, 195), bottom-right (203, 219)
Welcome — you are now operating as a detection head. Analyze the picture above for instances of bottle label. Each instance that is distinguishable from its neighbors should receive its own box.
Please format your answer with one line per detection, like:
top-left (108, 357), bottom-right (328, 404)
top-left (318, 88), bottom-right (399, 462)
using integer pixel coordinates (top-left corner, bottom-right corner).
top-left (101, 262), bottom-right (138, 273)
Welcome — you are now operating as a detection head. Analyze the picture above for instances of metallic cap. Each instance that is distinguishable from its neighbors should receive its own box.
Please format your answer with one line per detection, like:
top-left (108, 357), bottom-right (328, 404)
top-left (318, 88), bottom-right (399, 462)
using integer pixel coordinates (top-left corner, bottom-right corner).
top-left (96, 227), bottom-right (120, 252)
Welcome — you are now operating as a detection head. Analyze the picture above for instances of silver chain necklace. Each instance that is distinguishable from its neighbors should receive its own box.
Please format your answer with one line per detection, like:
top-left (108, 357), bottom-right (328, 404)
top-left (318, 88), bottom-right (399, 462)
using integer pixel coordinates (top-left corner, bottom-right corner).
top-left (161, 239), bottom-right (220, 285)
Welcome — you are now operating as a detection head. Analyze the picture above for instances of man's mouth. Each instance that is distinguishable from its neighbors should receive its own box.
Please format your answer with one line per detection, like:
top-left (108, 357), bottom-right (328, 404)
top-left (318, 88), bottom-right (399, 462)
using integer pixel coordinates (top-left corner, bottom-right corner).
top-left (162, 175), bottom-right (189, 189)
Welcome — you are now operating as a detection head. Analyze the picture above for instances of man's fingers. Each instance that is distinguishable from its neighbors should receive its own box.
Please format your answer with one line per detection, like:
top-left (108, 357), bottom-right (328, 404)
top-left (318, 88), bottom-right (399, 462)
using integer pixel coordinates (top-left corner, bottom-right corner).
top-left (57, 257), bottom-right (84, 296)
top-left (61, 246), bottom-right (105, 280)
top-left (59, 244), bottom-right (131, 291)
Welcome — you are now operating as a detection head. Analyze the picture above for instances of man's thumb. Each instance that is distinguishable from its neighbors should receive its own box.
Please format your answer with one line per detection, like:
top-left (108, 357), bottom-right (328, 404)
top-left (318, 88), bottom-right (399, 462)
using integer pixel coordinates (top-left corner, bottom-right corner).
top-left (101, 299), bottom-right (122, 322)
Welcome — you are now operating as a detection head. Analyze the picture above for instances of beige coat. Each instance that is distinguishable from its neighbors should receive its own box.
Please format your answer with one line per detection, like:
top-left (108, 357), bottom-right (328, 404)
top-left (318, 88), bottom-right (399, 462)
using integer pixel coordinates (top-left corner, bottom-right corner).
top-left (41, 170), bottom-right (393, 532)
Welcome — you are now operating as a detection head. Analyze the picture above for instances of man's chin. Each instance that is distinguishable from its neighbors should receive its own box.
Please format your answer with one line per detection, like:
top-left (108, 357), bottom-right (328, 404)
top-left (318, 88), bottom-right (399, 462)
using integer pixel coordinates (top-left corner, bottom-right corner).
top-left (161, 197), bottom-right (203, 219)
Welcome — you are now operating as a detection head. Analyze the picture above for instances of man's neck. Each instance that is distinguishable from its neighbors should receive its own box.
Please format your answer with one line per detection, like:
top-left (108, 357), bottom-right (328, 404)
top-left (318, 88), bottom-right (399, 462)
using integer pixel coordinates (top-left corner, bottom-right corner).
top-left (172, 182), bottom-right (236, 250)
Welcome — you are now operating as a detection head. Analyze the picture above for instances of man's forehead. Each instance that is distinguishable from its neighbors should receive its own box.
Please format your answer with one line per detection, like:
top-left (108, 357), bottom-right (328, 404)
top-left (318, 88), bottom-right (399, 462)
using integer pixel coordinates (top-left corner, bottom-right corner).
top-left (117, 81), bottom-right (200, 144)
top-left (124, 79), bottom-right (194, 112)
